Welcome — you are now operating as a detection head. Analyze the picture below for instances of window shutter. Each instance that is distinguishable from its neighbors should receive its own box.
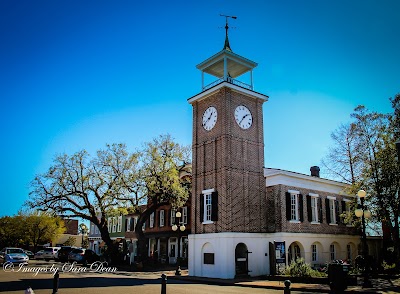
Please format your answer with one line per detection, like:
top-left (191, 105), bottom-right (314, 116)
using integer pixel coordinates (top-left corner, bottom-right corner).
top-left (335, 200), bottom-right (340, 224)
top-left (211, 191), bottom-right (218, 221)
top-left (200, 194), bottom-right (204, 223)
top-left (125, 218), bottom-right (128, 232)
top-left (187, 207), bottom-right (190, 225)
top-left (165, 209), bottom-right (169, 226)
top-left (318, 198), bottom-right (323, 223)
top-left (307, 195), bottom-right (312, 222)
top-left (285, 192), bottom-right (291, 220)
top-left (299, 194), bottom-right (304, 222)
top-left (325, 198), bottom-right (331, 224)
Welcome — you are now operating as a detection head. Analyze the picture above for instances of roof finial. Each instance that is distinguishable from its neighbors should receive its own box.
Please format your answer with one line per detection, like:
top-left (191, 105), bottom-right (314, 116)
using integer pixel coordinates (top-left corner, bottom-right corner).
top-left (220, 14), bottom-right (237, 52)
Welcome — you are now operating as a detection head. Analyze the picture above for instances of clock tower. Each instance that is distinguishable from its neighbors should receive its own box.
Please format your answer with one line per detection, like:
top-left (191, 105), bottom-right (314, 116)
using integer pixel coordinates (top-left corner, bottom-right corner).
top-left (188, 18), bottom-right (271, 279)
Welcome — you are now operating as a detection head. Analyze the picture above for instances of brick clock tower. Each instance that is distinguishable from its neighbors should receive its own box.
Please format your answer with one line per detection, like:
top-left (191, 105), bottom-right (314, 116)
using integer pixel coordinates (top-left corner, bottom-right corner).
top-left (188, 19), bottom-right (270, 279)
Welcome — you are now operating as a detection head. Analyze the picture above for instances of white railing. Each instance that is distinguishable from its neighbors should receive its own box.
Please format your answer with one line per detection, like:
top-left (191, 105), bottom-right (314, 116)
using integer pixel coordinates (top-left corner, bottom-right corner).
top-left (203, 77), bottom-right (252, 91)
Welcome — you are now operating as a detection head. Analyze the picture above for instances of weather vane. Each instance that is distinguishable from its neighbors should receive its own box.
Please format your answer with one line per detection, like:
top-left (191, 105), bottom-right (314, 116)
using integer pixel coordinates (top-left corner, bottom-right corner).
top-left (219, 14), bottom-right (237, 52)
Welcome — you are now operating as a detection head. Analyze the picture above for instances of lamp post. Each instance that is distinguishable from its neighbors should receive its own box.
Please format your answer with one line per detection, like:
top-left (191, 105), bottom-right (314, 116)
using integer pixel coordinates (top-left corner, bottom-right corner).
top-left (172, 210), bottom-right (185, 276)
top-left (355, 189), bottom-right (372, 288)
top-left (79, 223), bottom-right (88, 248)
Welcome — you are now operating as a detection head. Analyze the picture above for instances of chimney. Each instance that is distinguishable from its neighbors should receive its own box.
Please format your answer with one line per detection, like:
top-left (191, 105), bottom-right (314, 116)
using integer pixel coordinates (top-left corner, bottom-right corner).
top-left (310, 166), bottom-right (320, 177)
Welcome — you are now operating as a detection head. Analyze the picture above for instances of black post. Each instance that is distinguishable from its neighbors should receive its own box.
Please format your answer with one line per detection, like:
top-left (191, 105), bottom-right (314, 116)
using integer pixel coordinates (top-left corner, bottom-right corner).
top-left (284, 280), bottom-right (291, 294)
top-left (161, 273), bottom-right (167, 294)
top-left (52, 270), bottom-right (59, 294)
top-left (360, 198), bottom-right (371, 288)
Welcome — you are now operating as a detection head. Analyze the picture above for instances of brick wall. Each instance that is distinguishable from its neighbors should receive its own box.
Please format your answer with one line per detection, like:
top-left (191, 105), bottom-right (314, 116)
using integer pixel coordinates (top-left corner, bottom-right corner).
top-left (191, 86), bottom-right (268, 234)
top-left (268, 184), bottom-right (358, 235)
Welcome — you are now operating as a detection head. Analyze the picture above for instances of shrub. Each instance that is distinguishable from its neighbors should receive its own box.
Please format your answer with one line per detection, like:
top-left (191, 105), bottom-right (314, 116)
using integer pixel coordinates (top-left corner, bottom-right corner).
top-left (284, 258), bottom-right (326, 277)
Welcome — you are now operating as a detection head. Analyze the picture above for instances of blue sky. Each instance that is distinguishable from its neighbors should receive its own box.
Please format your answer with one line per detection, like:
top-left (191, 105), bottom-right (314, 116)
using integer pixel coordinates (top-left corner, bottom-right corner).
top-left (0, 0), bottom-right (399, 217)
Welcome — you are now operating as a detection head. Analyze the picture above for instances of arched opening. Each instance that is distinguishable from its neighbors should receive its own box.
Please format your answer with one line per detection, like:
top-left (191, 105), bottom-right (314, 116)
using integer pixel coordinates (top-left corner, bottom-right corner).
top-left (235, 242), bottom-right (249, 277)
top-left (288, 242), bottom-right (303, 264)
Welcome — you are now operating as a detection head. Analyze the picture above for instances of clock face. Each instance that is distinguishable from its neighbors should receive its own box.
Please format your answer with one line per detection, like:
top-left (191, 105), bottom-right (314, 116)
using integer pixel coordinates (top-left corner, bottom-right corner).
top-left (234, 105), bottom-right (253, 129)
top-left (202, 106), bottom-right (218, 131)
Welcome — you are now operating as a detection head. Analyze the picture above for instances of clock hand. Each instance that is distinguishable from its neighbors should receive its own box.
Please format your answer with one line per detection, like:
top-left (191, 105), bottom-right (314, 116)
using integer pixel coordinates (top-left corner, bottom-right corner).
top-left (239, 114), bottom-right (249, 124)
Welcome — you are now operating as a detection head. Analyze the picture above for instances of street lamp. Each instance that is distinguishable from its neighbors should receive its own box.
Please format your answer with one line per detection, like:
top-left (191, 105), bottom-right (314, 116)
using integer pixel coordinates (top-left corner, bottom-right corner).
top-left (355, 189), bottom-right (372, 288)
top-left (172, 210), bottom-right (185, 276)
top-left (79, 223), bottom-right (88, 248)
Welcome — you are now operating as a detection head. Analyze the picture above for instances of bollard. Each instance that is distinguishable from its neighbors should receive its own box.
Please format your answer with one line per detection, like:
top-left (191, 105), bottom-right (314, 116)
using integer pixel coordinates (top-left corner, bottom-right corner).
top-left (52, 270), bottom-right (59, 294)
top-left (161, 273), bottom-right (167, 294)
top-left (284, 279), bottom-right (291, 294)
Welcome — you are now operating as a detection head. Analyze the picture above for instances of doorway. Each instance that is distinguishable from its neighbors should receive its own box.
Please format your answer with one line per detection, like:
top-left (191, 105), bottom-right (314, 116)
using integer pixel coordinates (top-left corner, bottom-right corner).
top-left (235, 243), bottom-right (249, 277)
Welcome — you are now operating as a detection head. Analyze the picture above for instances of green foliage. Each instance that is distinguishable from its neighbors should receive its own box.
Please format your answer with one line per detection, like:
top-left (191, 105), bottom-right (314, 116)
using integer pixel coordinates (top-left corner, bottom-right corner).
top-left (382, 260), bottom-right (396, 271)
top-left (283, 258), bottom-right (326, 277)
top-left (0, 212), bottom-right (65, 250)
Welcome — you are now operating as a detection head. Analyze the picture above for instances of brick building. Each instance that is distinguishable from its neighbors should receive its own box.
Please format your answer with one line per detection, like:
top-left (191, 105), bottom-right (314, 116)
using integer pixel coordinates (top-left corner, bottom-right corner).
top-left (187, 25), bottom-right (360, 279)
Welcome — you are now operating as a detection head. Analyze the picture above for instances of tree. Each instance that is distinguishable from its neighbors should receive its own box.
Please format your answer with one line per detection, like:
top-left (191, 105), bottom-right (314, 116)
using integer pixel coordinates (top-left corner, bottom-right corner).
top-left (0, 212), bottom-right (65, 250)
top-left (321, 123), bottom-right (363, 185)
top-left (27, 143), bottom-right (140, 257)
top-left (131, 135), bottom-right (191, 260)
top-left (27, 135), bottom-right (191, 261)
top-left (24, 212), bottom-right (65, 251)
top-left (0, 215), bottom-right (25, 248)
top-left (322, 97), bottom-right (400, 265)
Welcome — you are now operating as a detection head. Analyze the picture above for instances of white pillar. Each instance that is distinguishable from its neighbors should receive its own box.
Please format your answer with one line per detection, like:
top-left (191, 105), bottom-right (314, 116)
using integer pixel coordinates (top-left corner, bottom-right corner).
top-left (223, 57), bottom-right (227, 81)
top-left (250, 70), bottom-right (253, 89)
top-left (201, 71), bottom-right (204, 90)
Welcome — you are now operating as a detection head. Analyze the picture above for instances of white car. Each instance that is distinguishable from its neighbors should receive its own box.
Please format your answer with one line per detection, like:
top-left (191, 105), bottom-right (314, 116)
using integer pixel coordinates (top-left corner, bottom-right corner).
top-left (34, 250), bottom-right (45, 260)
top-left (42, 247), bottom-right (61, 261)
top-left (0, 247), bottom-right (29, 264)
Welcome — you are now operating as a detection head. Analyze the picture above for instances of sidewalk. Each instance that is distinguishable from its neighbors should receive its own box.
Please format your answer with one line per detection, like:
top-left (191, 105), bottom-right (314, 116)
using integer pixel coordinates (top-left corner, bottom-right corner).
top-left (166, 270), bottom-right (400, 293)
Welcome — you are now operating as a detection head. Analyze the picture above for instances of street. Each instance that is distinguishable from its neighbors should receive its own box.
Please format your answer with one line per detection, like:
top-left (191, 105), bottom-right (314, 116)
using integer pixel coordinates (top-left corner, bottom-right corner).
top-left (0, 260), bottom-right (311, 294)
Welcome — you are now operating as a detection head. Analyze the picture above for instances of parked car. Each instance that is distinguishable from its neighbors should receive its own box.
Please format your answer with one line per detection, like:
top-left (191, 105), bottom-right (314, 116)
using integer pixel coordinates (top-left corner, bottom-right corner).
top-left (68, 248), bottom-right (99, 265)
top-left (0, 247), bottom-right (29, 264)
top-left (24, 250), bottom-right (34, 259)
top-left (56, 246), bottom-right (76, 262)
top-left (42, 247), bottom-right (61, 261)
top-left (34, 250), bottom-right (44, 260)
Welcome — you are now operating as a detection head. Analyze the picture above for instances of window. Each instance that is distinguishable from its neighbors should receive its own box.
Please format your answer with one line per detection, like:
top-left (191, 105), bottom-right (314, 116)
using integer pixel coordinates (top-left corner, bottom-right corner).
top-left (205, 194), bottom-right (212, 221)
top-left (112, 217), bottom-right (117, 233)
top-left (347, 244), bottom-right (352, 261)
top-left (170, 209), bottom-right (176, 226)
top-left (291, 194), bottom-right (298, 220)
top-left (182, 207), bottom-right (188, 225)
top-left (326, 197), bottom-right (337, 224)
top-left (330, 200), bottom-right (335, 223)
top-left (117, 216), bottom-right (122, 232)
top-left (307, 193), bottom-right (320, 223)
top-left (150, 212), bottom-right (154, 228)
top-left (330, 244), bottom-right (336, 260)
top-left (130, 217), bottom-right (136, 231)
top-left (311, 244), bottom-right (317, 262)
top-left (91, 224), bottom-right (95, 234)
top-left (160, 210), bottom-right (165, 227)
top-left (288, 243), bottom-right (301, 264)
top-left (286, 190), bottom-right (303, 222)
top-left (107, 218), bottom-right (112, 232)
top-left (126, 217), bottom-right (131, 232)
top-left (201, 189), bottom-right (218, 223)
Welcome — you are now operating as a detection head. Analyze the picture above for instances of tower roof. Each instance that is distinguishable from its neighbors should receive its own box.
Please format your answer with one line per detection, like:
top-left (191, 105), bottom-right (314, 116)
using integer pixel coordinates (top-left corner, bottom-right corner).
top-left (196, 50), bottom-right (257, 79)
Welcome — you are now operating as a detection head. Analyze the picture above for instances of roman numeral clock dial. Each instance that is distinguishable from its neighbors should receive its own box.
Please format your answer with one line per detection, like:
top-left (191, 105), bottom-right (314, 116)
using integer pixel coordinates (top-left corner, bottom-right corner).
top-left (234, 105), bottom-right (252, 129)
top-left (202, 106), bottom-right (217, 131)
